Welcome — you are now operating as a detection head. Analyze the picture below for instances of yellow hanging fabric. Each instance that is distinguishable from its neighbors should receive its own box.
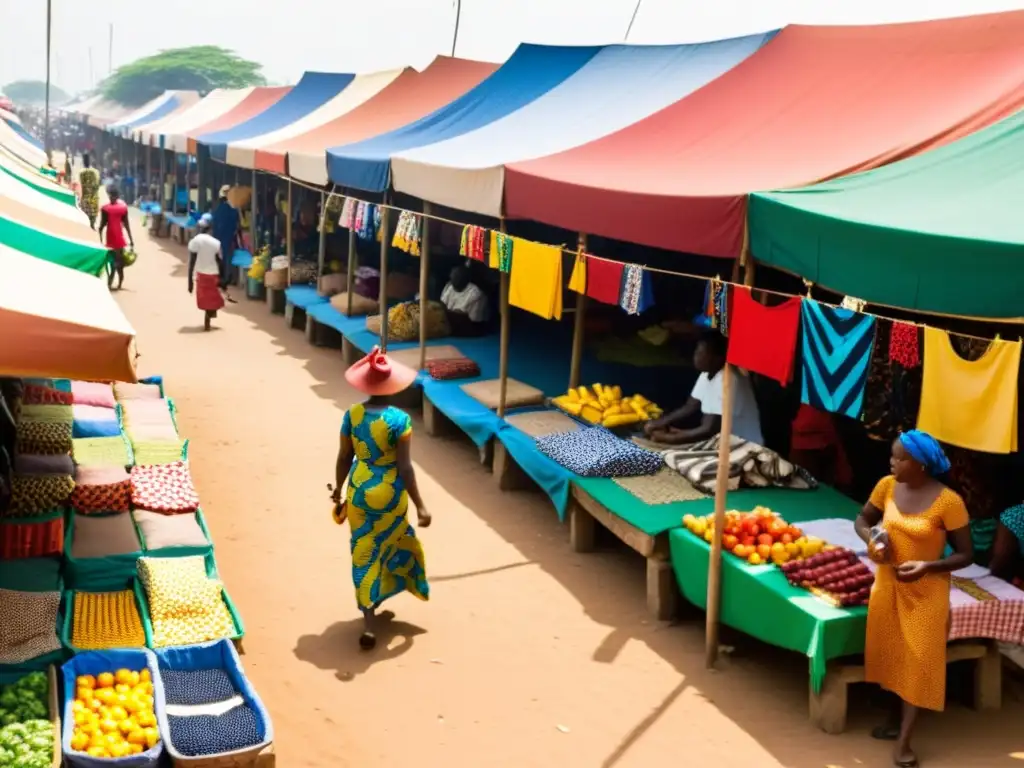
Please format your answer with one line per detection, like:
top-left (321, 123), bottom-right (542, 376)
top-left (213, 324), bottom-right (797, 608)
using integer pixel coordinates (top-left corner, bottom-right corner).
top-left (917, 328), bottom-right (1020, 453)
top-left (567, 251), bottom-right (587, 294)
top-left (509, 238), bottom-right (563, 321)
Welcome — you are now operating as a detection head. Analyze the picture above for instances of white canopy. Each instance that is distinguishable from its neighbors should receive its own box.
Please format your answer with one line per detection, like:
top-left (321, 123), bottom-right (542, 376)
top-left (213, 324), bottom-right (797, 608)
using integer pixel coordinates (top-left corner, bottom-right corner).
top-left (146, 88), bottom-right (255, 153)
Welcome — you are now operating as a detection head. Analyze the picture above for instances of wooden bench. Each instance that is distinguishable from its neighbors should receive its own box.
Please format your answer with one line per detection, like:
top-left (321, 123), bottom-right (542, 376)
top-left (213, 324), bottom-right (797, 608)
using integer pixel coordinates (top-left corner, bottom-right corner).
top-left (422, 392), bottom-right (493, 467)
top-left (810, 640), bottom-right (1002, 734)
top-left (283, 301), bottom-right (306, 331)
top-left (265, 286), bottom-right (286, 315)
top-left (569, 484), bottom-right (679, 621)
top-left (305, 315), bottom-right (342, 349)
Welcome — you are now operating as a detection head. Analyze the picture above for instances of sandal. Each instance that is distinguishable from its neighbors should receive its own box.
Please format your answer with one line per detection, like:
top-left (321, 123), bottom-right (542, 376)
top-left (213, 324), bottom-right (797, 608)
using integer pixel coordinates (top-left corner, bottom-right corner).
top-left (872, 725), bottom-right (900, 741)
top-left (894, 757), bottom-right (918, 768)
top-left (358, 631), bottom-right (377, 651)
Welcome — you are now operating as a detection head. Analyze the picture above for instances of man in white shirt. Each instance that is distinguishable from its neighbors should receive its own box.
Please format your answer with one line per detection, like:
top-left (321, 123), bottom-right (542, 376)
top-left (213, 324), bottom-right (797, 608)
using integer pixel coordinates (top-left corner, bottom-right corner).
top-left (440, 264), bottom-right (489, 336)
top-left (645, 331), bottom-right (764, 445)
top-left (187, 218), bottom-right (226, 331)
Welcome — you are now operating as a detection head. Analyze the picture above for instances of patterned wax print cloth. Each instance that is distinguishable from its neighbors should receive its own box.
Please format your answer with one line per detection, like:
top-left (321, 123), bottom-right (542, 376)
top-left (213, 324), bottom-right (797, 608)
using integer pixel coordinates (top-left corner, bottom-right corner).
top-left (799, 300), bottom-right (876, 419)
top-left (131, 461), bottom-right (200, 514)
top-left (536, 427), bottom-right (661, 478)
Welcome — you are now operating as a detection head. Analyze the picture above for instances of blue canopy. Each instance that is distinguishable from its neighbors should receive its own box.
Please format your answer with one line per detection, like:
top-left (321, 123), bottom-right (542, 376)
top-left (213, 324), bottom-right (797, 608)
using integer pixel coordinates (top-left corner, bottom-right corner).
top-left (3, 116), bottom-right (43, 150)
top-left (326, 44), bottom-right (602, 193)
top-left (107, 91), bottom-right (197, 137)
top-left (201, 72), bottom-right (354, 161)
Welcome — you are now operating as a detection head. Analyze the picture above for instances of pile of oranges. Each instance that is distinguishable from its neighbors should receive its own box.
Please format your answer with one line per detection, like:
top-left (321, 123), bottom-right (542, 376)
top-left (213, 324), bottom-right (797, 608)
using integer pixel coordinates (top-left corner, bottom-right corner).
top-left (68, 668), bottom-right (161, 758)
top-left (682, 506), bottom-right (825, 566)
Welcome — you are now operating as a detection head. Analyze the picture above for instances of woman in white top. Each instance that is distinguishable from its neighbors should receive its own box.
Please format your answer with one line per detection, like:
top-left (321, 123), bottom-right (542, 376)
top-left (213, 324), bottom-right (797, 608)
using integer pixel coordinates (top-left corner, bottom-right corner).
top-left (187, 218), bottom-right (225, 331)
top-left (440, 264), bottom-right (490, 337)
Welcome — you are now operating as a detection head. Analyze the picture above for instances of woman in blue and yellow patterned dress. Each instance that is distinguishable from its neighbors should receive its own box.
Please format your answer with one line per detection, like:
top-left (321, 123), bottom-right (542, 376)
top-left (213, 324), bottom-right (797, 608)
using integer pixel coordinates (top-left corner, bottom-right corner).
top-left (332, 347), bottom-right (430, 650)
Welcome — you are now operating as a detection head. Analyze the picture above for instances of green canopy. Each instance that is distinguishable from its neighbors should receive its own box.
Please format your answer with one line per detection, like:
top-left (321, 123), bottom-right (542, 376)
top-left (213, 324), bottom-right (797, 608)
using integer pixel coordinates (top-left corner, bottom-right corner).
top-left (0, 154), bottom-right (76, 206)
top-left (748, 110), bottom-right (1024, 319)
top-left (0, 214), bottom-right (108, 275)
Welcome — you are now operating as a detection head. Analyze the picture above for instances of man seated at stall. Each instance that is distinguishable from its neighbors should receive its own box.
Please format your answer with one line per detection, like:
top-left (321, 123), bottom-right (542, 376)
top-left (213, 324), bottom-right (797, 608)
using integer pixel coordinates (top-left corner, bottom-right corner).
top-left (644, 330), bottom-right (764, 445)
top-left (440, 264), bottom-right (490, 337)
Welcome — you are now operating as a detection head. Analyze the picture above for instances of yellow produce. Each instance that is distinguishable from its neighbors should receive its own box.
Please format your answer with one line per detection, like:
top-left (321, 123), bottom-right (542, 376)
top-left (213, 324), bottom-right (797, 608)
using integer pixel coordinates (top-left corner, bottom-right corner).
top-left (70, 668), bottom-right (161, 758)
top-left (554, 383), bottom-right (661, 426)
top-left (139, 556), bottom-right (235, 647)
top-left (72, 590), bottom-right (146, 650)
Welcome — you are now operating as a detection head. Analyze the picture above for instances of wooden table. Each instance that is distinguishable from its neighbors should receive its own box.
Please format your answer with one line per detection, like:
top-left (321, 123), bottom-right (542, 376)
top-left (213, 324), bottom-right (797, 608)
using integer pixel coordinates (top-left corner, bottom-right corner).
top-left (569, 484), bottom-right (679, 621)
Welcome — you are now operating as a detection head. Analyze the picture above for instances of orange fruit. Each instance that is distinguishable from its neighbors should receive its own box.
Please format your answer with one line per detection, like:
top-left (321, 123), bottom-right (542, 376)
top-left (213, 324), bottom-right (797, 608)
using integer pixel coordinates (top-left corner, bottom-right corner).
top-left (748, 553), bottom-right (763, 566)
top-left (77, 674), bottom-right (96, 689)
top-left (722, 534), bottom-right (738, 551)
top-left (756, 533), bottom-right (774, 547)
top-left (756, 544), bottom-right (772, 560)
top-left (96, 672), bottom-right (115, 689)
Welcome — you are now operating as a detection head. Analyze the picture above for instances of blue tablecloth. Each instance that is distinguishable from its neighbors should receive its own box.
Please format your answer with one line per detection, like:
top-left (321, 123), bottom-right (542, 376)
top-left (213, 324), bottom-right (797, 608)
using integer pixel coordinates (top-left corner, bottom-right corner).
top-left (495, 412), bottom-right (576, 518)
top-left (231, 249), bottom-right (253, 268)
top-left (284, 285), bottom-right (328, 310)
top-left (306, 303), bottom-right (371, 335)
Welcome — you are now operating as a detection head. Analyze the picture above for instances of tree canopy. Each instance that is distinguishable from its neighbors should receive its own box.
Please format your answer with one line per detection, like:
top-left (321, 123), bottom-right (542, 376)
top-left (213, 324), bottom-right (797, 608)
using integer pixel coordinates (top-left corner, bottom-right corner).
top-left (3, 80), bottom-right (69, 106)
top-left (101, 46), bottom-right (265, 106)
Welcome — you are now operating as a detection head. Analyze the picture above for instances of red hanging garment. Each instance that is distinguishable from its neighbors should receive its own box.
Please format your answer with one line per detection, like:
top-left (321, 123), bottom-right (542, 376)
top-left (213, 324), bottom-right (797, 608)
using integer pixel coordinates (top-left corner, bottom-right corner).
top-left (726, 287), bottom-right (802, 385)
top-left (585, 256), bottom-right (624, 305)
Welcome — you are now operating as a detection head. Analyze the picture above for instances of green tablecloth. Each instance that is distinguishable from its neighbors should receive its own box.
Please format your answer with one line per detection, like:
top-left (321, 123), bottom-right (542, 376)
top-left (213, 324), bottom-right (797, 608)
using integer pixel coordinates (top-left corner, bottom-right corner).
top-left (573, 478), bottom-right (855, 536)
top-left (668, 485), bottom-right (868, 692)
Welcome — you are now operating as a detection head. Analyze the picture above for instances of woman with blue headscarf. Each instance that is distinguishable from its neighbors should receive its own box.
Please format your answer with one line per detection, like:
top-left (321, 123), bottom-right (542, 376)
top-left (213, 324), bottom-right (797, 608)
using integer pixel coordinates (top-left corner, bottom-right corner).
top-left (855, 430), bottom-right (973, 768)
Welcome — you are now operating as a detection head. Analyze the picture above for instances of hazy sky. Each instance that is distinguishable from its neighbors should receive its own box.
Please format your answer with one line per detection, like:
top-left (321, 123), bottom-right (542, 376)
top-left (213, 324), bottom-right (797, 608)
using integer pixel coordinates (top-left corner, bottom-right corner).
top-left (2, 0), bottom-right (1022, 95)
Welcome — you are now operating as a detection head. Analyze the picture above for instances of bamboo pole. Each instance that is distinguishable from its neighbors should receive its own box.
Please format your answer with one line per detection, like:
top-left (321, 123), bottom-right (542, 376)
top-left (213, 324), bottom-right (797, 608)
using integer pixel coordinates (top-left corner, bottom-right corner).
top-left (144, 144), bottom-right (151, 204)
top-left (418, 202), bottom-right (432, 370)
top-left (316, 191), bottom-right (327, 280)
top-left (705, 362), bottom-right (735, 669)
top-left (568, 232), bottom-right (588, 390)
top-left (378, 202), bottom-right (391, 351)
top-left (285, 179), bottom-right (293, 286)
top-left (346, 212), bottom-right (356, 317)
top-left (158, 150), bottom-right (166, 209)
top-left (171, 153), bottom-right (178, 215)
top-left (497, 217), bottom-right (510, 418)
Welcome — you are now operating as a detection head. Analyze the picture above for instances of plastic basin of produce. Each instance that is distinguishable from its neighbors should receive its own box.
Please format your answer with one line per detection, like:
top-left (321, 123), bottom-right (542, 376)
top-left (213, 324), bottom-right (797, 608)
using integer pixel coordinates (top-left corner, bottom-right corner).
top-left (0, 666), bottom-right (61, 768)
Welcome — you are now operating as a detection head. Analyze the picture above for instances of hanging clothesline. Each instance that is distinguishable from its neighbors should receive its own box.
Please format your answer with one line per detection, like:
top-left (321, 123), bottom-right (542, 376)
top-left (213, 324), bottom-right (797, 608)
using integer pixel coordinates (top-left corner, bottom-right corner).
top-left (264, 172), bottom-right (1014, 344)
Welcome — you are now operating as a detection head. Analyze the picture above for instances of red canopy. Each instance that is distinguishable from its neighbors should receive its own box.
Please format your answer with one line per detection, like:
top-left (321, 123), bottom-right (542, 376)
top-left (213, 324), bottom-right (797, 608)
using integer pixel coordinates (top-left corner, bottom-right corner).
top-left (272, 56), bottom-right (498, 183)
top-left (505, 11), bottom-right (1024, 257)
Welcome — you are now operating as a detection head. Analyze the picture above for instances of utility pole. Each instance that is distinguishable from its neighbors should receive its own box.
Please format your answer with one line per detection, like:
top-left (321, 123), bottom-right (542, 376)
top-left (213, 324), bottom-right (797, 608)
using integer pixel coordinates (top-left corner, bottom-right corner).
top-left (43, 0), bottom-right (52, 162)
top-left (451, 0), bottom-right (461, 56)
top-left (624, 0), bottom-right (642, 41)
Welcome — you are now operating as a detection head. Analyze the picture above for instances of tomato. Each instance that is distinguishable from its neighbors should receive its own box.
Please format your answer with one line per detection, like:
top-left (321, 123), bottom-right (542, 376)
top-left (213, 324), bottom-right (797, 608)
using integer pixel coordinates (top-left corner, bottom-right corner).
top-left (722, 534), bottom-right (738, 551)
top-left (757, 533), bottom-right (774, 547)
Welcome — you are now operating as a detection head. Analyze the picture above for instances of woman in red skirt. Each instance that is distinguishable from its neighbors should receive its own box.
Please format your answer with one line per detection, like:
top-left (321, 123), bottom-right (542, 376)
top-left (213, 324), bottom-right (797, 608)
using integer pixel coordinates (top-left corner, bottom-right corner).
top-left (187, 218), bottom-right (225, 331)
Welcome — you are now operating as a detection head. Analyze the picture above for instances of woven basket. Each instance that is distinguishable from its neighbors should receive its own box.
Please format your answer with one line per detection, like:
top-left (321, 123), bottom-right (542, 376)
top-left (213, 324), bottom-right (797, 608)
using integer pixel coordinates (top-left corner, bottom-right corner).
top-left (264, 268), bottom-right (288, 290)
top-left (612, 467), bottom-right (707, 505)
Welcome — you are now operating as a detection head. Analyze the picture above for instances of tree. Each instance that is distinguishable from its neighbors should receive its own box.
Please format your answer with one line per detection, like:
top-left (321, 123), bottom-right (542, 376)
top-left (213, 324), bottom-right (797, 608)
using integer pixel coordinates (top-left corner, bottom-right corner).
top-left (101, 46), bottom-right (265, 106)
top-left (3, 80), bottom-right (69, 106)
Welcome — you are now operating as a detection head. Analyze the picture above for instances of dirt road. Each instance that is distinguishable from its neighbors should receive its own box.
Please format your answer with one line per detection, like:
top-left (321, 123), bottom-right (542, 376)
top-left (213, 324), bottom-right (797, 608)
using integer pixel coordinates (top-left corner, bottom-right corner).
top-left (109, 220), bottom-right (1024, 767)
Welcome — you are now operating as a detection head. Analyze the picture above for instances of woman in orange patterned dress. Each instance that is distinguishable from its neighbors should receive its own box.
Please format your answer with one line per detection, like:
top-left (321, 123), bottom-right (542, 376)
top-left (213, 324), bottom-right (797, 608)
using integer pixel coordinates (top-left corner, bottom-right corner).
top-left (855, 431), bottom-right (973, 768)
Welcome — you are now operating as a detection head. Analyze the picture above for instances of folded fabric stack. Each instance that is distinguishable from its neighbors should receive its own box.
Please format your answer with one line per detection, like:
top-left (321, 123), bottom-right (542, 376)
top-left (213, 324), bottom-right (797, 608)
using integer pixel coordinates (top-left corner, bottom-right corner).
top-left (536, 427), bottom-right (662, 478)
top-left (663, 435), bottom-right (819, 495)
top-left (113, 382), bottom-right (162, 401)
top-left (70, 589), bottom-right (147, 650)
top-left (0, 587), bottom-right (61, 664)
top-left (138, 556), bottom-right (235, 648)
top-left (121, 398), bottom-right (184, 466)
top-left (133, 509), bottom-right (210, 552)
top-left (72, 436), bottom-right (132, 468)
top-left (427, 358), bottom-right (481, 381)
top-left (70, 466), bottom-right (131, 514)
top-left (69, 512), bottom-right (141, 560)
top-left (131, 461), bottom-right (200, 514)
top-left (70, 380), bottom-right (119, 440)
top-left (7, 405), bottom-right (75, 519)
top-left (15, 404), bottom-right (73, 456)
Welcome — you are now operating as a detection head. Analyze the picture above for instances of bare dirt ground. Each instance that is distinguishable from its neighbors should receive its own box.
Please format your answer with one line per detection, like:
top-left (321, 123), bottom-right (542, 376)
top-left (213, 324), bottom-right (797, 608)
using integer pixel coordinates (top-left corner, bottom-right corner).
top-left (108, 217), bottom-right (1024, 768)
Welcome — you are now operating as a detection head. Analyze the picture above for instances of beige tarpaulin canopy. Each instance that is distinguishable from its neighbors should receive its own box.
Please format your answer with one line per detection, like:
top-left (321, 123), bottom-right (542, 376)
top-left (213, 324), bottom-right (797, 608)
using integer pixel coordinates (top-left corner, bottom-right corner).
top-left (0, 243), bottom-right (137, 381)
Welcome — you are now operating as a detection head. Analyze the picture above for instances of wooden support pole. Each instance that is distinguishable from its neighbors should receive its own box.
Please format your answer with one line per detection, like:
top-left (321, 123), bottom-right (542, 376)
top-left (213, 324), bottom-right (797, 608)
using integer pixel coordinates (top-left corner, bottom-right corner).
top-left (144, 143), bottom-right (151, 202)
top-left (171, 153), bottom-right (178, 215)
top-left (317, 191), bottom-right (327, 279)
top-left (346, 216), bottom-right (356, 317)
top-left (251, 169), bottom-right (259, 251)
top-left (497, 218), bottom-right (510, 418)
top-left (418, 202), bottom-right (432, 370)
top-left (158, 149), bottom-right (166, 208)
top-left (285, 179), bottom-right (293, 285)
top-left (568, 232), bottom-right (588, 391)
top-left (378, 203), bottom-right (391, 351)
top-left (705, 363), bottom-right (735, 669)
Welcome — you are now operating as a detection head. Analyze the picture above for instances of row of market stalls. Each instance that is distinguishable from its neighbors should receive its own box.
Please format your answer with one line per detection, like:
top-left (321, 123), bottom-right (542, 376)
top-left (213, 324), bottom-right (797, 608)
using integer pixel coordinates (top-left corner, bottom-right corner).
top-left (56, 8), bottom-right (1024, 733)
top-left (0, 124), bottom-right (276, 765)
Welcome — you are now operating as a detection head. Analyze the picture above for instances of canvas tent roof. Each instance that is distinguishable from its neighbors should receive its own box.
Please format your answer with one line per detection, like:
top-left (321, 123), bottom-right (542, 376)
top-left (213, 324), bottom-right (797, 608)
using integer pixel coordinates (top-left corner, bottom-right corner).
top-left (0, 242), bottom-right (136, 381)
top-left (185, 86), bottom-right (291, 155)
top-left (326, 45), bottom-right (603, 193)
top-left (201, 72), bottom-right (353, 161)
top-left (391, 33), bottom-right (775, 217)
top-left (86, 100), bottom-right (135, 128)
top-left (282, 57), bottom-right (498, 185)
top-left (749, 109), bottom-right (1024, 319)
top-left (504, 11), bottom-right (1024, 258)
top-left (225, 69), bottom-right (402, 170)
top-left (107, 91), bottom-right (200, 137)
top-left (143, 89), bottom-right (254, 152)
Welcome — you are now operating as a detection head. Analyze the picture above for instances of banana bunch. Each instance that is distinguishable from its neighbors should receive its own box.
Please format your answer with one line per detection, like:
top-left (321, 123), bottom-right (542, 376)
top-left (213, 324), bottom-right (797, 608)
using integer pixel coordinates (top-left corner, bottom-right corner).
top-left (553, 384), bottom-right (663, 428)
